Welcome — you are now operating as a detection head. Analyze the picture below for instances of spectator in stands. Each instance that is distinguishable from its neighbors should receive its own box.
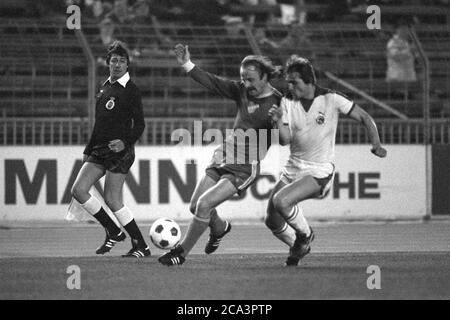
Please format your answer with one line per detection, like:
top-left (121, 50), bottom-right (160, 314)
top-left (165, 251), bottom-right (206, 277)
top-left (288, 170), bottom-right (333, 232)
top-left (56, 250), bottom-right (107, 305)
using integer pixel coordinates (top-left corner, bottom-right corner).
top-left (385, 20), bottom-right (418, 101)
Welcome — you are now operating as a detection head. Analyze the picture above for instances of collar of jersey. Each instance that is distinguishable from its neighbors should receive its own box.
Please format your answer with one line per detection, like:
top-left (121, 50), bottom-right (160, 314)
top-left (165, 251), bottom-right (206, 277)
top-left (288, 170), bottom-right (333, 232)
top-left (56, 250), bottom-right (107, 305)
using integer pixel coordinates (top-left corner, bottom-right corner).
top-left (254, 86), bottom-right (276, 99)
top-left (105, 72), bottom-right (130, 87)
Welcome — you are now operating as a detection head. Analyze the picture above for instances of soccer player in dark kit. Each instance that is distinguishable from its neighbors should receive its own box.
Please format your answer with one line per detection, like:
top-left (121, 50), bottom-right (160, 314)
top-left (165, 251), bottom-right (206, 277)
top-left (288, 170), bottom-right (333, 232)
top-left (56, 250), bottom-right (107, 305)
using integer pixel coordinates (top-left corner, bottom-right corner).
top-left (71, 41), bottom-right (150, 258)
top-left (159, 44), bottom-right (283, 266)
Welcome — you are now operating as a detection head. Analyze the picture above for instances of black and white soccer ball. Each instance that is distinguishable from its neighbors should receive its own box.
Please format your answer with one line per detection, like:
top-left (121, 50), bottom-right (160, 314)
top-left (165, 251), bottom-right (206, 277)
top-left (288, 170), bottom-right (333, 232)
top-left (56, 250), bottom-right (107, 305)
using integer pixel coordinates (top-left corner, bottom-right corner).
top-left (149, 218), bottom-right (181, 250)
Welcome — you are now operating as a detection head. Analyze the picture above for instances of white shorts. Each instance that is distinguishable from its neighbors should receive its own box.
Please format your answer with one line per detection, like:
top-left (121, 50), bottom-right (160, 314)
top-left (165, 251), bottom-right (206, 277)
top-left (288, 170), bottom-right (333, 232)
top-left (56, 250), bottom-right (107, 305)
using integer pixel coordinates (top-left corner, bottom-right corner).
top-left (280, 158), bottom-right (335, 199)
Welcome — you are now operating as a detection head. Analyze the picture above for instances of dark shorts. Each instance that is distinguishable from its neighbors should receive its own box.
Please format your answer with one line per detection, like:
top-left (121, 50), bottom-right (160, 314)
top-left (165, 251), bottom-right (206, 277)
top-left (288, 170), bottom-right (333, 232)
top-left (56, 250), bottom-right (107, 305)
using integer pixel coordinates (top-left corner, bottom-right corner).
top-left (206, 162), bottom-right (260, 195)
top-left (86, 143), bottom-right (135, 174)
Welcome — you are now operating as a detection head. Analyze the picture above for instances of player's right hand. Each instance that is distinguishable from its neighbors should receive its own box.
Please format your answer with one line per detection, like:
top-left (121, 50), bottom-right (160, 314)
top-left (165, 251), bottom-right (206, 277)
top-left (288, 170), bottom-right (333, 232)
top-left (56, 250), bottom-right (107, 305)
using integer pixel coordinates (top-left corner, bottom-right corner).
top-left (268, 104), bottom-right (283, 122)
top-left (173, 44), bottom-right (190, 65)
top-left (371, 145), bottom-right (387, 158)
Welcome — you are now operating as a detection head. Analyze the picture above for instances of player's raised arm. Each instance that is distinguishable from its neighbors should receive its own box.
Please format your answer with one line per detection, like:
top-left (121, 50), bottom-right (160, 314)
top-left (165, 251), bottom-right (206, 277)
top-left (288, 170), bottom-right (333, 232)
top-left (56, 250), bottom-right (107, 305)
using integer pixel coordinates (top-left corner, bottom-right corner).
top-left (173, 43), bottom-right (240, 100)
top-left (347, 105), bottom-right (387, 158)
top-left (174, 43), bottom-right (191, 65)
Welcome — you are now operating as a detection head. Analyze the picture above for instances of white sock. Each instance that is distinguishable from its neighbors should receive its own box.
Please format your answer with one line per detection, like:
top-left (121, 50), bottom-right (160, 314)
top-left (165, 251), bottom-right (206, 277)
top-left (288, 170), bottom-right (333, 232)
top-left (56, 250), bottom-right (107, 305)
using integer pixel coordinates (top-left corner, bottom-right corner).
top-left (286, 205), bottom-right (310, 236)
top-left (272, 223), bottom-right (296, 247)
top-left (80, 196), bottom-right (102, 216)
top-left (113, 206), bottom-right (134, 226)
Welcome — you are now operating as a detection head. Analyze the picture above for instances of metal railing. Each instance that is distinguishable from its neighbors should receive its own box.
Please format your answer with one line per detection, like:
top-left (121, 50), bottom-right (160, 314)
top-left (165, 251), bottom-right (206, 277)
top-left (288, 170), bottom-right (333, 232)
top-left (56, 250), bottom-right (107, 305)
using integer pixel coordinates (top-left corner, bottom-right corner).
top-left (1, 117), bottom-right (449, 146)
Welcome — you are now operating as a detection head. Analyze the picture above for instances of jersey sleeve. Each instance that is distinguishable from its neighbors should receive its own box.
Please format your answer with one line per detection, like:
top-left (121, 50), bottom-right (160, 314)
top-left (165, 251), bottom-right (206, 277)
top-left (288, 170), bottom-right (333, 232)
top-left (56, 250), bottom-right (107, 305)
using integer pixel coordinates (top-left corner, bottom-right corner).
top-left (334, 92), bottom-right (355, 115)
top-left (188, 66), bottom-right (241, 101)
top-left (126, 87), bottom-right (145, 147)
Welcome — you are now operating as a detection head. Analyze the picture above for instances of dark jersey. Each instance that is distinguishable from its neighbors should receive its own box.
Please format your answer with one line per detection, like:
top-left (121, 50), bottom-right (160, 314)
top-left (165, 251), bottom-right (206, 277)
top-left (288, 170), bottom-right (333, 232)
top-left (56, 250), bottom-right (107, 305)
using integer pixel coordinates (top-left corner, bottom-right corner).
top-left (84, 74), bottom-right (145, 155)
top-left (188, 66), bottom-right (282, 166)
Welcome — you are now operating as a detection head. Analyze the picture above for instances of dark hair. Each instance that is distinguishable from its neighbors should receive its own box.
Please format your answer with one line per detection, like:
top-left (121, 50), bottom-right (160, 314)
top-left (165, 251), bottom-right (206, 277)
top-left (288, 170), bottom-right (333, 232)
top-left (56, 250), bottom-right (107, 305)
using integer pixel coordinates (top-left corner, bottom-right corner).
top-left (106, 41), bottom-right (130, 65)
top-left (285, 55), bottom-right (316, 85)
top-left (241, 55), bottom-right (281, 81)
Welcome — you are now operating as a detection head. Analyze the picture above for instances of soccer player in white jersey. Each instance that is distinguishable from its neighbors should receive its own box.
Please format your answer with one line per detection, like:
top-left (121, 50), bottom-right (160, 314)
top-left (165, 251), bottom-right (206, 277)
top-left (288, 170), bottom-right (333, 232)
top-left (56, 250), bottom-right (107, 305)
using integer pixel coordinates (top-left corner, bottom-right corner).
top-left (267, 55), bottom-right (387, 266)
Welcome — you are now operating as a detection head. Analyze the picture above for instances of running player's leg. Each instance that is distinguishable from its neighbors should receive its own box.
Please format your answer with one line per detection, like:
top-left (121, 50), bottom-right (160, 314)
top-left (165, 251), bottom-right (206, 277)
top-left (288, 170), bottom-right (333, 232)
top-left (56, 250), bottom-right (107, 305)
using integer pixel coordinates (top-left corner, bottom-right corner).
top-left (71, 162), bottom-right (121, 236)
top-left (159, 178), bottom-right (237, 265)
top-left (104, 171), bottom-right (149, 256)
top-left (182, 178), bottom-right (237, 256)
top-left (272, 176), bottom-right (320, 237)
top-left (265, 179), bottom-right (296, 247)
top-left (272, 176), bottom-right (320, 265)
top-left (189, 174), bottom-right (227, 235)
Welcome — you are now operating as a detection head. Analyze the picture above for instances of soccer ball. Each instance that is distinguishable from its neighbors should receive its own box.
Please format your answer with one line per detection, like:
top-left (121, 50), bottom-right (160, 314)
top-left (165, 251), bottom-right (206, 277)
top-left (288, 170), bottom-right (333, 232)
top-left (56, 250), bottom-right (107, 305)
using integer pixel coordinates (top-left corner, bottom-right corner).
top-left (149, 218), bottom-right (181, 250)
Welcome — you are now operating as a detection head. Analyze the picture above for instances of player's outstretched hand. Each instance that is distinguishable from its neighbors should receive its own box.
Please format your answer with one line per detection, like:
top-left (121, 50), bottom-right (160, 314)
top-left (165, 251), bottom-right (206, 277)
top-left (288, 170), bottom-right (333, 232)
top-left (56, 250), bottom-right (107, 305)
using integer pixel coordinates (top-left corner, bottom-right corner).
top-left (174, 44), bottom-right (190, 65)
top-left (268, 104), bottom-right (283, 123)
top-left (371, 145), bottom-right (387, 158)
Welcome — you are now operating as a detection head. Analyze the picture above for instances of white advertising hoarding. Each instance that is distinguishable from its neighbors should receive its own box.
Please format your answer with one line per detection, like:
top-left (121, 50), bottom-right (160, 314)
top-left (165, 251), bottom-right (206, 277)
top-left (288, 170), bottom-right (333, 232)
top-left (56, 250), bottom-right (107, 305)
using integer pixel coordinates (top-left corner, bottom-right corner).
top-left (0, 145), bottom-right (426, 221)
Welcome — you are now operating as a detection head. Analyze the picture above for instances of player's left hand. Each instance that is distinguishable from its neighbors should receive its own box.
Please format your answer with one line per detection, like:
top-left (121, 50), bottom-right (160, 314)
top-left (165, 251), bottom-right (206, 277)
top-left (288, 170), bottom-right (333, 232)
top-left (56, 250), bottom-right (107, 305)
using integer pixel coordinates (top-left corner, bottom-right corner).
top-left (371, 145), bottom-right (387, 158)
top-left (109, 139), bottom-right (125, 153)
top-left (268, 104), bottom-right (283, 123)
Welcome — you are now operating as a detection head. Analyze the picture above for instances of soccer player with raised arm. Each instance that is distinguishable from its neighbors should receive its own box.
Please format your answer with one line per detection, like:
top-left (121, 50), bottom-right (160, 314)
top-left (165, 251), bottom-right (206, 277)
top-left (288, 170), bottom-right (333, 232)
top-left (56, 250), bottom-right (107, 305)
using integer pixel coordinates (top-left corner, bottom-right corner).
top-left (71, 41), bottom-right (150, 258)
top-left (158, 44), bottom-right (283, 266)
top-left (266, 56), bottom-right (387, 266)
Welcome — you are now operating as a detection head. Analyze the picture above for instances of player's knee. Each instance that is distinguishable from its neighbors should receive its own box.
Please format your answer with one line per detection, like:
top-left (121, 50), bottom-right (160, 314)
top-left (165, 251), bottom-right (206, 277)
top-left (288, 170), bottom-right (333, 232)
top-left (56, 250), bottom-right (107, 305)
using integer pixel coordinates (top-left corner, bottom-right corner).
top-left (272, 193), bottom-right (289, 214)
top-left (195, 197), bottom-right (214, 217)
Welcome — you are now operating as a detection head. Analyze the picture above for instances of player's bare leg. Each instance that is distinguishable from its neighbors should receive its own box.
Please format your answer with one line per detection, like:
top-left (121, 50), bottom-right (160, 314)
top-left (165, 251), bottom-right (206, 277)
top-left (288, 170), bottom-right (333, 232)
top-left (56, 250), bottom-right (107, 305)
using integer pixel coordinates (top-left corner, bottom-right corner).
top-left (104, 171), bottom-right (150, 257)
top-left (272, 176), bottom-right (320, 266)
top-left (189, 174), bottom-right (231, 254)
top-left (159, 178), bottom-right (237, 266)
top-left (72, 163), bottom-right (125, 254)
top-left (71, 162), bottom-right (105, 204)
top-left (189, 175), bottom-right (227, 234)
top-left (265, 180), bottom-right (296, 248)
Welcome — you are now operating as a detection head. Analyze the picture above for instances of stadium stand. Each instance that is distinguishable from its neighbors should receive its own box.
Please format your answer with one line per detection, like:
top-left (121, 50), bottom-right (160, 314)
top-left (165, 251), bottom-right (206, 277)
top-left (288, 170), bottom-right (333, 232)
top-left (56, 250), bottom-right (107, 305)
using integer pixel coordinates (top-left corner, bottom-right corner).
top-left (0, 0), bottom-right (449, 145)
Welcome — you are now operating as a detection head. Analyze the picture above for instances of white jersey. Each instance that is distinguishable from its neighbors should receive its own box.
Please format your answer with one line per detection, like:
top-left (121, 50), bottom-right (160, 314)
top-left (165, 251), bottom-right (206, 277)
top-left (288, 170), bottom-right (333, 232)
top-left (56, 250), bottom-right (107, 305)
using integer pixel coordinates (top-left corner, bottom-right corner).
top-left (281, 86), bottom-right (354, 164)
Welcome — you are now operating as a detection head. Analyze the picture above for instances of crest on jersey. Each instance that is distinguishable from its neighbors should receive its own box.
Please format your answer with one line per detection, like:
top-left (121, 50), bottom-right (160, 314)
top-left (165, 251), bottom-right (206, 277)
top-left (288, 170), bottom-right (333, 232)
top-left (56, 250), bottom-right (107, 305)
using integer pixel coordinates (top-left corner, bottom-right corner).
top-left (316, 112), bottom-right (325, 125)
top-left (247, 102), bottom-right (260, 114)
top-left (105, 97), bottom-right (115, 110)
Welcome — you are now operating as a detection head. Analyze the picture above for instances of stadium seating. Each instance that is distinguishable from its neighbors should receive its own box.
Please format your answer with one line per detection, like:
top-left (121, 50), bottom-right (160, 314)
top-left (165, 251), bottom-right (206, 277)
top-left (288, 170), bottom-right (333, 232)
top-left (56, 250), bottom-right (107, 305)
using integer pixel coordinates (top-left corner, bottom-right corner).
top-left (0, 1), bottom-right (449, 145)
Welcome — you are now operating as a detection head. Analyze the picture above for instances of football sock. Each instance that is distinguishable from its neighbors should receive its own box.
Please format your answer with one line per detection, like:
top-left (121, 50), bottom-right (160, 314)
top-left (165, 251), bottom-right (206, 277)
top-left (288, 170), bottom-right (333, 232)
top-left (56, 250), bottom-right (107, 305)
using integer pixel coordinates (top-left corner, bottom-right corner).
top-left (285, 205), bottom-right (311, 237)
top-left (123, 219), bottom-right (147, 248)
top-left (113, 205), bottom-right (133, 226)
top-left (209, 209), bottom-right (227, 236)
top-left (180, 215), bottom-right (210, 256)
top-left (81, 196), bottom-right (121, 235)
top-left (113, 205), bottom-right (146, 247)
top-left (272, 222), bottom-right (296, 247)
